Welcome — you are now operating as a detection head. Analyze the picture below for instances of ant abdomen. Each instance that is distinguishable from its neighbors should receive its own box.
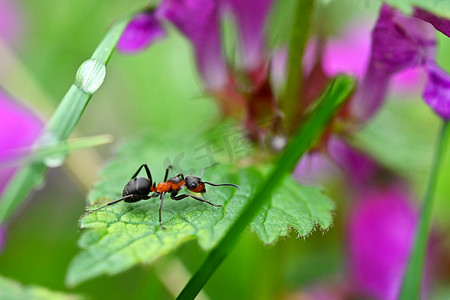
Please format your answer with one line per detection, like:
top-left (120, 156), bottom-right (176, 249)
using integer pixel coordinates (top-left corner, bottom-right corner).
top-left (122, 177), bottom-right (151, 200)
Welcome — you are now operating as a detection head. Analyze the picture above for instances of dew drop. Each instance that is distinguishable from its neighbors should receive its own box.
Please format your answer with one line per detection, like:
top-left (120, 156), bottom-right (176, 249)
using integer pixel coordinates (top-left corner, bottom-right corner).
top-left (75, 59), bottom-right (106, 95)
top-left (38, 132), bottom-right (68, 168)
top-left (43, 154), bottom-right (66, 168)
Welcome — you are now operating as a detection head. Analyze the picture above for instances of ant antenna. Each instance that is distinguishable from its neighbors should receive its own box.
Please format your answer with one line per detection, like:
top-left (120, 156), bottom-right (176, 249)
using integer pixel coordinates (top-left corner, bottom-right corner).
top-left (203, 181), bottom-right (240, 190)
top-left (199, 163), bottom-right (240, 190)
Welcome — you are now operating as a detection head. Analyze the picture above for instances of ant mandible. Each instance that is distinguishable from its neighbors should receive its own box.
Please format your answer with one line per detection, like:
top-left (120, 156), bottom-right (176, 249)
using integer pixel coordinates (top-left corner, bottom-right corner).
top-left (84, 164), bottom-right (240, 229)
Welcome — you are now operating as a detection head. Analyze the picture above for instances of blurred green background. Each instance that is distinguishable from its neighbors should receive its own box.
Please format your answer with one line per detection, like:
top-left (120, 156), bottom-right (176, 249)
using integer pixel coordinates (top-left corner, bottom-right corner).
top-left (1, 0), bottom-right (450, 299)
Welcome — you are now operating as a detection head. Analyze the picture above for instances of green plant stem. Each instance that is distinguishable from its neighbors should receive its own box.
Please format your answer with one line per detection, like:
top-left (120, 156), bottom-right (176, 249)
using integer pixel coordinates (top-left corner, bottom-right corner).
top-left (177, 76), bottom-right (355, 300)
top-left (280, 0), bottom-right (314, 129)
top-left (399, 121), bottom-right (450, 299)
top-left (0, 14), bottom-right (132, 224)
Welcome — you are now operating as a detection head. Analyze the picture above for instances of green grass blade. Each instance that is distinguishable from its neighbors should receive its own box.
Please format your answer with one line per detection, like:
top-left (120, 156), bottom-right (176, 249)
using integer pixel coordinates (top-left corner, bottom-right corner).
top-left (0, 14), bottom-right (132, 223)
top-left (177, 75), bottom-right (356, 300)
top-left (399, 121), bottom-right (450, 299)
top-left (0, 135), bottom-right (112, 169)
top-left (279, 0), bottom-right (314, 129)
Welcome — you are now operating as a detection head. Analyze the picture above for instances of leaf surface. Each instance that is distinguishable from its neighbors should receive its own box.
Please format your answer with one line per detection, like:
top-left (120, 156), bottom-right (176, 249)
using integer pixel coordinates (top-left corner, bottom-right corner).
top-left (0, 275), bottom-right (84, 300)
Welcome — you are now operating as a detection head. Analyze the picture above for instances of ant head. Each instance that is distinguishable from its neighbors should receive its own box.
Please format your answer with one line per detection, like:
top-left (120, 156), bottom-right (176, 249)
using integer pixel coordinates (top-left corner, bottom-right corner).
top-left (185, 175), bottom-right (206, 193)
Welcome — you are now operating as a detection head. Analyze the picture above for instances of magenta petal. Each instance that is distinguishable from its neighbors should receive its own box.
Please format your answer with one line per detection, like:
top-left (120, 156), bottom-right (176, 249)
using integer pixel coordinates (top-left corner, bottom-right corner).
top-left (293, 151), bottom-right (339, 185)
top-left (348, 185), bottom-right (417, 300)
top-left (423, 61), bottom-right (450, 120)
top-left (350, 67), bottom-right (392, 121)
top-left (0, 90), bottom-right (42, 194)
top-left (327, 136), bottom-right (376, 186)
top-left (370, 5), bottom-right (435, 73)
top-left (414, 7), bottom-right (450, 37)
top-left (222, 0), bottom-right (274, 71)
top-left (157, 0), bottom-right (227, 90)
top-left (117, 11), bottom-right (166, 54)
top-left (350, 4), bottom-right (435, 120)
top-left (322, 21), bottom-right (373, 79)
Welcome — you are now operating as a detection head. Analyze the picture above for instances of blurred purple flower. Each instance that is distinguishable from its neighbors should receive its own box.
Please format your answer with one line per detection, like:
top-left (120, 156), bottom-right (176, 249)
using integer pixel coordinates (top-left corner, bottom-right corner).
top-left (423, 61), bottom-right (450, 120)
top-left (294, 150), bottom-right (340, 185)
top-left (118, 1), bottom-right (275, 91)
top-left (327, 136), bottom-right (376, 186)
top-left (414, 7), bottom-right (450, 37)
top-left (350, 4), bottom-right (436, 121)
top-left (222, 0), bottom-right (274, 71)
top-left (321, 22), bottom-right (372, 79)
top-left (0, 90), bottom-right (42, 195)
top-left (117, 11), bottom-right (166, 54)
top-left (156, 0), bottom-right (228, 91)
top-left (320, 18), bottom-right (426, 94)
top-left (0, 91), bottom-right (41, 252)
top-left (295, 5), bottom-right (450, 186)
top-left (348, 184), bottom-right (418, 300)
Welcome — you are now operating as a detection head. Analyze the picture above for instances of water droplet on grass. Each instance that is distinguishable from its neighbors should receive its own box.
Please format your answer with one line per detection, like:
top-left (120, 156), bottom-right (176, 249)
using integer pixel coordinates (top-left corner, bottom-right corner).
top-left (75, 59), bottom-right (106, 94)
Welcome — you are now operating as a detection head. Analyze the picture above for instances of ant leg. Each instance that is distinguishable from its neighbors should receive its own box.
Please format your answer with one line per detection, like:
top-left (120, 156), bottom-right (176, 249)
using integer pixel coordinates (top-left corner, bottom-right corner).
top-left (159, 192), bottom-right (167, 229)
top-left (200, 163), bottom-right (219, 178)
top-left (84, 194), bottom-right (152, 216)
top-left (131, 164), bottom-right (151, 180)
top-left (171, 193), bottom-right (222, 207)
top-left (143, 164), bottom-right (152, 184)
top-left (164, 165), bottom-right (173, 182)
top-left (84, 195), bottom-right (133, 215)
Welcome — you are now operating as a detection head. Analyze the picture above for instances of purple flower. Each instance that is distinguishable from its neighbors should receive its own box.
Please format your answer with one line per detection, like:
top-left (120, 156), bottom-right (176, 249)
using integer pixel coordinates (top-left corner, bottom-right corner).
top-left (350, 4), bottom-right (436, 121)
top-left (327, 136), bottom-right (376, 187)
top-left (414, 7), bottom-right (450, 37)
top-left (348, 184), bottom-right (418, 300)
top-left (157, 0), bottom-right (228, 91)
top-left (117, 11), bottom-right (166, 54)
top-left (0, 91), bottom-right (41, 252)
top-left (294, 150), bottom-right (340, 185)
top-left (321, 21), bottom-right (373, 79)
top-left (221, 0), bottom-right (274, 71)
top-left (0, 90), bottom-right (42, 195)
top-left (118, 1), bottom-right (276, 92)
top-left (423, 61), bottom-right (450, 120)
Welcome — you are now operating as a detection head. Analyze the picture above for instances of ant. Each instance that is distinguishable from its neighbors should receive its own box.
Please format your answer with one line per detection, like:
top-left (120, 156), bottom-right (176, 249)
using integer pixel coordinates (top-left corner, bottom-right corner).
top-left (84, 164), bottom-right (240, 229)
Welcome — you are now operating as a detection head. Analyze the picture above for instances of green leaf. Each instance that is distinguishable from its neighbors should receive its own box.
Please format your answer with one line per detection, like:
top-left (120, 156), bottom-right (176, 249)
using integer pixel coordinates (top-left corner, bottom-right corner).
top-left (0, 275), bottom-right (84, 300)
top-left (67, 138), bottom-right (334, 287)
top-left (252, 178), bottom-right (334, 244)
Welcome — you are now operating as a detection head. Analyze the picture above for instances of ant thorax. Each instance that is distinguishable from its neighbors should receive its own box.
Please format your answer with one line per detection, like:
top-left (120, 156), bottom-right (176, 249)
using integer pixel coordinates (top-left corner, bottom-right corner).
top-left (168, 176), bottom-right (183, 184)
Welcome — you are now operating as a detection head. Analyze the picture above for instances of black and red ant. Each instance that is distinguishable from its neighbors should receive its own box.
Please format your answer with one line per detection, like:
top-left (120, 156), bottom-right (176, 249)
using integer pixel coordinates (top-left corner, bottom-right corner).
top-left (84, 164), bottom-right (239, 229)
